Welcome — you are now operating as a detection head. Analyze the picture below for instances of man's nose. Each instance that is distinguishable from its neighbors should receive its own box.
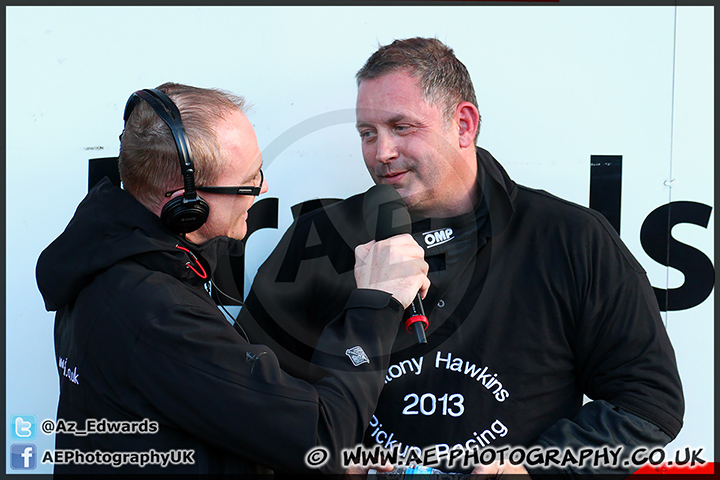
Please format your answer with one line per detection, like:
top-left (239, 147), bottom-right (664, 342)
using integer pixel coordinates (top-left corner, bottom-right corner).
top-left (375, 132), bottom-right (399, 164)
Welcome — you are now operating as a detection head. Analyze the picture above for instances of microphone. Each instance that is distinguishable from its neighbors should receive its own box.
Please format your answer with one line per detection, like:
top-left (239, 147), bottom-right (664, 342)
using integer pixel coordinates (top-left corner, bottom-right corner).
top-left (363, 184), bottom-right (428, 345)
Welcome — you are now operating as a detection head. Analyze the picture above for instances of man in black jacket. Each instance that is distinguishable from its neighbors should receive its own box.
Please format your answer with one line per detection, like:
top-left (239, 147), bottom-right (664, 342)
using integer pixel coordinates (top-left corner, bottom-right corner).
top-left (239, 38), bottom-right (685, 477)
top-left (35, 83), bottom-right (429, 475)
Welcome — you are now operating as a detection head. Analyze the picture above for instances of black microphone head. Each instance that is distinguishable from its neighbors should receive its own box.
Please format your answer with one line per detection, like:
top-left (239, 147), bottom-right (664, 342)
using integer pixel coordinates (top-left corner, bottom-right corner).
top-left (363, 184), bottom-right (412, 241)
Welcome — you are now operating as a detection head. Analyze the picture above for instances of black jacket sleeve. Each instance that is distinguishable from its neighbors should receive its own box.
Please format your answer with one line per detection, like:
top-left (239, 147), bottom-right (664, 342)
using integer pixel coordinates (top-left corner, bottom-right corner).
top-left (238, 202), bottom-right (363, 381)
top-left (527, 213), bottom-right (684, 477)
top-left (127, 288), bottom-right (403, 473)
top-left (528, 400), bottom-right (671, 477)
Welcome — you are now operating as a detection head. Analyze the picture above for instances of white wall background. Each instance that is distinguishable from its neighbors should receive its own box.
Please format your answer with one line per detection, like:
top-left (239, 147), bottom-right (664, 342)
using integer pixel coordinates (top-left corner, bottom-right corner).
top-left (5, 5), bottom-right (713, 474)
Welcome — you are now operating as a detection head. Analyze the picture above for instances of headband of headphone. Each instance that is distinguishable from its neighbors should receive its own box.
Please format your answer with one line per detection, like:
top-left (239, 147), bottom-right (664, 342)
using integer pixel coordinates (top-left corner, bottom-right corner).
top-left (122, 88), bottom-right (209, 234)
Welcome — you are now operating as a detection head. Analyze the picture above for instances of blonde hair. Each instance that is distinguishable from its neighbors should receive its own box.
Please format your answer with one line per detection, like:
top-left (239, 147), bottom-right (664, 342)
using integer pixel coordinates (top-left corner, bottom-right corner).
top-left (119, 82), bottom-right (247, 210)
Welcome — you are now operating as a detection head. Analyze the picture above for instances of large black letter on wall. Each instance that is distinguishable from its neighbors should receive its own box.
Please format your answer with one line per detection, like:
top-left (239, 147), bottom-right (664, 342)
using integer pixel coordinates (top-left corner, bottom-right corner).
top-left (89, 157), bottom-right (121, 189)
top-left (588, 155), bottom-right (714, 312)
top-left (589, 155), bottom-right (622, 234)
top-left (640, 201), bottom-right (714, 311)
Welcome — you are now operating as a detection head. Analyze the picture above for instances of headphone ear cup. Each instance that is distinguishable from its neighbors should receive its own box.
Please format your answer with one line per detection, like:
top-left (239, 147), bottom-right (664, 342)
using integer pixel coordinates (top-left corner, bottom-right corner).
top-left (161, 194), bottom-right (210, 234)
top-left (127, 89), bottom-right (210, 235)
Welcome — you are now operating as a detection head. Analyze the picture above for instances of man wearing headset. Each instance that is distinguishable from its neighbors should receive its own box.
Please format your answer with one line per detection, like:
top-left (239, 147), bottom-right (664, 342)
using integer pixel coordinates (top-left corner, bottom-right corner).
top-left (36, 83), bottom-right (430, 475)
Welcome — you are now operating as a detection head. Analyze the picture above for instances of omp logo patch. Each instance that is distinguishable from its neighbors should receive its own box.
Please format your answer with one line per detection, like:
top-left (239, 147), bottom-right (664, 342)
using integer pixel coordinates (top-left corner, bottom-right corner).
top-left (422, 228), bottom-right (454, 248)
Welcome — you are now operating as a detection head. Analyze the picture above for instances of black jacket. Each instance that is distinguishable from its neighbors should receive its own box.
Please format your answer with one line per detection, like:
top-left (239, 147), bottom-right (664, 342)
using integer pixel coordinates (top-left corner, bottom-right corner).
top-left (36, 178), bottom-right (405, 475)
top-left (240, 147), bottom-right (684, 476)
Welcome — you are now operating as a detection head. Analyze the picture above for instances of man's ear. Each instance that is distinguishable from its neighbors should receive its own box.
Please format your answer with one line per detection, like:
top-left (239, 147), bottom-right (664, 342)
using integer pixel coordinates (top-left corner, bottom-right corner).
top-left (456, 102), bottom-right (480, 149)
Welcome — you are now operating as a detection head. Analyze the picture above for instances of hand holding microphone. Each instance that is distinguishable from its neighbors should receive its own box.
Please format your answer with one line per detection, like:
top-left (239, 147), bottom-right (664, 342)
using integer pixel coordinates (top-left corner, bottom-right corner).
top-left (356, 184), bottom-right (430, 344)
top-left (354, 234), bottom-right (430, 309)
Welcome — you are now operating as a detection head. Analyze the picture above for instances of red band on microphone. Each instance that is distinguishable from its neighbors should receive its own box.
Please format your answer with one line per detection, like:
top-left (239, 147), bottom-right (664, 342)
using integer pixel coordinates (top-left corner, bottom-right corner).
top-left (405, 315), bottom-right (429, 333)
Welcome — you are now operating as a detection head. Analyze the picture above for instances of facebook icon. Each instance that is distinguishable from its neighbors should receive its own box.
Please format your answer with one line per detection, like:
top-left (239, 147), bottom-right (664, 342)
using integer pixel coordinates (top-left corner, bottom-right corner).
top-left (10, 444), bottom-right (37, 470)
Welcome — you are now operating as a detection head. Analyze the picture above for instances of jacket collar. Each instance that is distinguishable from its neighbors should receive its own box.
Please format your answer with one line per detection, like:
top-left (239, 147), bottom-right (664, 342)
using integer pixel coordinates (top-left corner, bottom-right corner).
top-left (475, 146), bottom-right (516, 238)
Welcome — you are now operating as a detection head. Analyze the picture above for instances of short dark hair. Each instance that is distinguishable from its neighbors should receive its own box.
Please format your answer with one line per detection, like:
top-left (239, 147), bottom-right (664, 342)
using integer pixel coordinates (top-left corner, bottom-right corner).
top-left (356, 37), bottom-right (480, 141)
top-left (119, 82), bottom-right (247, 210)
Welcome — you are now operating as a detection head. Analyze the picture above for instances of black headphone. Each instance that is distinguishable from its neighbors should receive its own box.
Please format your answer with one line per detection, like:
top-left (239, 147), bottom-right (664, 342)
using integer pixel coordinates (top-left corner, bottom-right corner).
top-left (123, 88), bottom-right (210, 234)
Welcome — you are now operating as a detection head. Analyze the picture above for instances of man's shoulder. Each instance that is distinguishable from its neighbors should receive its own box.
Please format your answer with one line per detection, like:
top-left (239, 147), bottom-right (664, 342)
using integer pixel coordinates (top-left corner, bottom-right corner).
top-left (512, 185), bottom-right (645, 274)
top-left (89, 260), bottom-right (213, 321)
top-left (253, 192), bottom-right (369, 285)
top-left (279, 191), bottom-right (370, 249)
top-left (290, 191), bottom-right (366, 225)
top-left (514, 184), bottom-right (612, 229)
